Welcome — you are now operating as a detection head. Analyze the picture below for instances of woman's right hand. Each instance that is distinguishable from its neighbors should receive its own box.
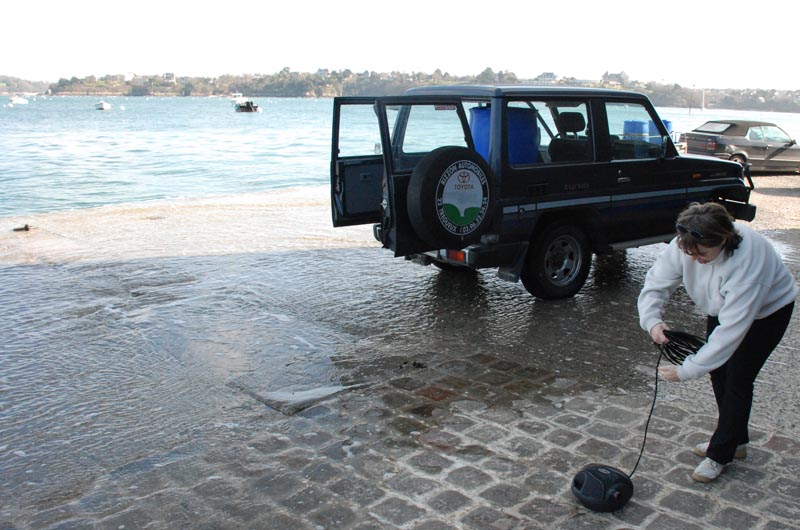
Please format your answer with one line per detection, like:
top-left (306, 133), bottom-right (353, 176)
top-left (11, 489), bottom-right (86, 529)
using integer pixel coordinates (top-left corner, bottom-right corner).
top-left (649, 322), bottom-right (670, 345)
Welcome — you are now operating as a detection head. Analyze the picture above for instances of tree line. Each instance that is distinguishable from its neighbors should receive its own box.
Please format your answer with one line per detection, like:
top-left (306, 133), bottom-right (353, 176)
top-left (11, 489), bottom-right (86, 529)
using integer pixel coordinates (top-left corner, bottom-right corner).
top-left (3, 69), bottom-right (800, 112)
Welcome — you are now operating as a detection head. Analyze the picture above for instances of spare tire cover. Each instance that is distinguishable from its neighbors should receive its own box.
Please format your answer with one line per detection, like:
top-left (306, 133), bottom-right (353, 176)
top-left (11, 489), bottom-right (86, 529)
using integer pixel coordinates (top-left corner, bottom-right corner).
top-left (407, 146), bottom-right (495, 248)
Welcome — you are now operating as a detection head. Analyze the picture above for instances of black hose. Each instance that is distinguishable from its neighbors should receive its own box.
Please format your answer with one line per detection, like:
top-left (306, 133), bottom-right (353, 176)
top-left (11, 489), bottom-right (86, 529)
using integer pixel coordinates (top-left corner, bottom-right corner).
top-left (658, 329), bottom-right (705, 365)
top-left (628, 349), bottom-right (661, 478)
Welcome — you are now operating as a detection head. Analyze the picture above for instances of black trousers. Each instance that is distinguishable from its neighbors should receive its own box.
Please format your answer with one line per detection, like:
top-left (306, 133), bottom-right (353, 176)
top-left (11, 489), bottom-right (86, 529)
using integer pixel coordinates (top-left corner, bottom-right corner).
top-left (705, 302), bottom-right (794, 465)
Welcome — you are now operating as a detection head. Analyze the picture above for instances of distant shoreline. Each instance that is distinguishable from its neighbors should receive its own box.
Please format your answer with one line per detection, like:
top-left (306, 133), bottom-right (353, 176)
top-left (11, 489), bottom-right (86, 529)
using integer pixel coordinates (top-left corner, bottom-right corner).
top-left (4, 91), bottom-right (799, 114)
top-left (3, 70), bottom-right (799, 112)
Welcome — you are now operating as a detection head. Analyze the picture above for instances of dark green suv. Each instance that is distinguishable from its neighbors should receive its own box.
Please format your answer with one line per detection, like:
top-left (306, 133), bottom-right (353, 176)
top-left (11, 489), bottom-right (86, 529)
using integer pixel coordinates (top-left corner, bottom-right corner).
top-left (331, 85), bottom-right (755, 299)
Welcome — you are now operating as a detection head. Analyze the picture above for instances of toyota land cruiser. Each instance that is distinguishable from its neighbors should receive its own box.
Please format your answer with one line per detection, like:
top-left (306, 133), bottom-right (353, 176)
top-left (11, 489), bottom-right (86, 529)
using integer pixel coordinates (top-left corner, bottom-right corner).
top-left (330, 85), bottom-right (756, 299)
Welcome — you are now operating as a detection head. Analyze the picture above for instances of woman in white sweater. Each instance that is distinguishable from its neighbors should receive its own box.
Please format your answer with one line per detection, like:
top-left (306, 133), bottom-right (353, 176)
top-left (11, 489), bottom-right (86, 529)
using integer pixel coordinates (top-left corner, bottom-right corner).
top-left (638, 202), bottom-right (796, 482)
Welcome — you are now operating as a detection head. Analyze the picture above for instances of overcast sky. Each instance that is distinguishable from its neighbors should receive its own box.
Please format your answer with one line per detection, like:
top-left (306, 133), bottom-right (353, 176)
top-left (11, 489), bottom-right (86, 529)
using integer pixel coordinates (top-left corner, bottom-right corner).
top-left (3, 0), bottom-right (796, 90)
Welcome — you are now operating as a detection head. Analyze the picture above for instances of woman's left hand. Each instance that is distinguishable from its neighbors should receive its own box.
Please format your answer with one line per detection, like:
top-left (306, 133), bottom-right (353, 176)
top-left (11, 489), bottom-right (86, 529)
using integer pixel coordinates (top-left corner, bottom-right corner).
top-left (658, 365), bottom-right (680, 382)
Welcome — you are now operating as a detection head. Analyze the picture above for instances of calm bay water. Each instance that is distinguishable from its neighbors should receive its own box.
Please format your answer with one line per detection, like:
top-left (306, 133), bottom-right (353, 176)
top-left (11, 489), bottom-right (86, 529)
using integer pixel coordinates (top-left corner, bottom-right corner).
top-left (2, 95), bottom-right (800, 218)
top-left (0, 96), bottom-right (333, 217)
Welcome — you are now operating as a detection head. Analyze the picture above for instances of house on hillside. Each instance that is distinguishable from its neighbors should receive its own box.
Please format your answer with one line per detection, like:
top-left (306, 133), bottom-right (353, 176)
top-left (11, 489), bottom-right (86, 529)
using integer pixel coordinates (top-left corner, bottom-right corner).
top-left (533, 72), bottom-right (558, 85)
top-left (602, 71), bottom-right (629, 87)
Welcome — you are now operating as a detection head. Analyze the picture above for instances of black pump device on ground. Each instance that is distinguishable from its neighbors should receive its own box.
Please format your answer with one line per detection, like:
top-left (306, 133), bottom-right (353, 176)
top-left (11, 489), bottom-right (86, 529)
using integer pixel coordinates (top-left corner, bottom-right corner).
top-left (571, 330), bottom-right (705, 512)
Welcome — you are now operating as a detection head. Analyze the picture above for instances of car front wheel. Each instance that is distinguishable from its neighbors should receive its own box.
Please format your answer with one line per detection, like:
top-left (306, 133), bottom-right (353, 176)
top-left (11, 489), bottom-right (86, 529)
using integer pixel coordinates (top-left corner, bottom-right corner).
top-left (730, 154), bottom-right (746, 167)
top-left (521, 222), bottom-right (591, 299)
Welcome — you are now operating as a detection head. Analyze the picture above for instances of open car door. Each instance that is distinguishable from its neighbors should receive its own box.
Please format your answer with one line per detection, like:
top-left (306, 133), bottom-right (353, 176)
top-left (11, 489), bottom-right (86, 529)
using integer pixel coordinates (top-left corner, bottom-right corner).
top-left (332, 95), bottom-right (483, 257)
top-left (375, 96), bottom-right (480, 257)
top-left (330, 97), bottom-right (384, 227)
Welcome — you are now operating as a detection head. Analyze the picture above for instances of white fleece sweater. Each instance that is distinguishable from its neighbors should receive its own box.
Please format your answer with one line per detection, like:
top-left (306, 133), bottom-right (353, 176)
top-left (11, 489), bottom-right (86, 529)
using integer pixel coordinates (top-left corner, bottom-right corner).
top-left (638, 222), bottom-right (797, 380)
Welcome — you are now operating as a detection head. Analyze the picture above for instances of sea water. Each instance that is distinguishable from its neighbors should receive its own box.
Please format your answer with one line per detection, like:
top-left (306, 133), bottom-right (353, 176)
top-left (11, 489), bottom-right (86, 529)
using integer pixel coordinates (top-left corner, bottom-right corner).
top-left (0, 96), bottom-right (333, 217)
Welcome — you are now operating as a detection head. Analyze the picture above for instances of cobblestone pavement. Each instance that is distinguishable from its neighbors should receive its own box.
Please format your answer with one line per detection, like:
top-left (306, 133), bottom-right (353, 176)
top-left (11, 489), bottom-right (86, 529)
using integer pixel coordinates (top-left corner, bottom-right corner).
top-left (8, 353), bottom-right (799, 530)
top-left (3, 177), bottom-right (800, 529)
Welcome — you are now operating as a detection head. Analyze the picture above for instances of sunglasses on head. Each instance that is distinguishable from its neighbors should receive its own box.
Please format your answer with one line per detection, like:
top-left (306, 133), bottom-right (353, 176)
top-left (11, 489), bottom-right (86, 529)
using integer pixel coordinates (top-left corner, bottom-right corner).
top-left (676, 223), bottom-right (704, 239)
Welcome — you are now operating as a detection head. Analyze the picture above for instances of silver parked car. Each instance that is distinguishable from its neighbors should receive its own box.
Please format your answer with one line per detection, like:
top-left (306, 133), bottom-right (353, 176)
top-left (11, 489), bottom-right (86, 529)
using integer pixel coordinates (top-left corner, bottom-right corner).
top-left (686, 120), bottom-right (800, 173)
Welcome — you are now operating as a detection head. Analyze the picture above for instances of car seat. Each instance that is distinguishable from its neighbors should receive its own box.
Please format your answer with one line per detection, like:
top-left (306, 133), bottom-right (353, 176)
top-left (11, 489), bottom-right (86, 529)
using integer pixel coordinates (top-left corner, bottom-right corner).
top-left (549, 112), bottom-right (590, 163)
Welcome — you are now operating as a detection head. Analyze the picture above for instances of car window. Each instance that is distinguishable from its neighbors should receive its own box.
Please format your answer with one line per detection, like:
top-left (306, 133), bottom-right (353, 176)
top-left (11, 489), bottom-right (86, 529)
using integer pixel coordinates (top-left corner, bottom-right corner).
top-left (747, 127), bottom-right (764, 142)
top-left (605, 102), bottom-right (663, 160)
top-left (401, 104), bottom-right (467, 154)
top-left (695, 122), bottom-right (731, 134)
top-left (506, 99), bottom-right (591, 165)
top-left (386, 103), bottom-right (468, 173)
top-left (338, 103), bottom-right (382, 157)
top-left (762, 125), bottom-right (791, 143)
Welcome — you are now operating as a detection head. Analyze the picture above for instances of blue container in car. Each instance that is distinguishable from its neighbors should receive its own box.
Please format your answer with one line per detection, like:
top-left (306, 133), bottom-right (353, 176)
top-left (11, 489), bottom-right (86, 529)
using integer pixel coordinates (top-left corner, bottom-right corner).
top-left (469, 106), bottom-right (540, 165)
top-left (648, 119), bottom-right (674, 144)
top-left (507, 107), bottom-right (540, 165)
top-left (469, 107), bottom-right (491, 162)
top-left (623, 120), bottom-right (648, 140)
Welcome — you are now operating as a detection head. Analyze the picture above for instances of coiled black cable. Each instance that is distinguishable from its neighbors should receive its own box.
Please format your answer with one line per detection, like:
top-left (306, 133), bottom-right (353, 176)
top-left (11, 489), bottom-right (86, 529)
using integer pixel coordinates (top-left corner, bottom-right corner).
top-left (658, 329), bottom-right (706, 365)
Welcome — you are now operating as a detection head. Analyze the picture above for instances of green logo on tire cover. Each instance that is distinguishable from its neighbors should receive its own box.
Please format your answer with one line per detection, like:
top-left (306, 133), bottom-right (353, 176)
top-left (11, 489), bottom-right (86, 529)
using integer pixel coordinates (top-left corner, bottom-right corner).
top-left (436, 159), bottom-right (490, 236)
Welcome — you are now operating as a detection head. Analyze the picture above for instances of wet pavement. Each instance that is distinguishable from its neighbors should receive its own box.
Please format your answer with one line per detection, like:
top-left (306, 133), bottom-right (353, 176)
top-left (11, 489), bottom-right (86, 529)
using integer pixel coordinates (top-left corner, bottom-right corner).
top-left (2, 179), bottom-right (800, 529)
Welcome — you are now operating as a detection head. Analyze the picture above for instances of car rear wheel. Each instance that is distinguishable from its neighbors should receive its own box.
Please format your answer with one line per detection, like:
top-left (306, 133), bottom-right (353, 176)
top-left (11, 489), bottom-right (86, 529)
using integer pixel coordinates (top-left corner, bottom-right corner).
top-left (521, 222), bottom-right (591, 299)
top-left (407, 146), bottom-right (496, 249)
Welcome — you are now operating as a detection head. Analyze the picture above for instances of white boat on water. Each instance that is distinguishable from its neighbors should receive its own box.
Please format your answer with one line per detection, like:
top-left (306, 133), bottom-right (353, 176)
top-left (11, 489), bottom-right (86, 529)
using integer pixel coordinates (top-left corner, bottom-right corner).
top-left (9, 94), bottom-right (29, 105)
top-left (95, 101), bottom-right (111, 111)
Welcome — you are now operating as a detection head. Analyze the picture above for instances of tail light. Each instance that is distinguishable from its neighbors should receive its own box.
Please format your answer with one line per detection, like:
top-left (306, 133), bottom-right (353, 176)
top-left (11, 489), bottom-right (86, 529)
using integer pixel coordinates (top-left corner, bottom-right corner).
top-left (445, 249), bottom-right (466, 263)
top-left (705, 138), bottom-right (717, 152)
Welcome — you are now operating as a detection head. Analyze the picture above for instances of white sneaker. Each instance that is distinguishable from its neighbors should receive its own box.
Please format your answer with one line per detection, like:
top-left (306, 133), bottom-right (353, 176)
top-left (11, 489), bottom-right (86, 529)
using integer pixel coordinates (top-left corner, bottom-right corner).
top-left (692, 442), bottom-right (747, 459)
top-left (692, 458), bottom-right (726, 483)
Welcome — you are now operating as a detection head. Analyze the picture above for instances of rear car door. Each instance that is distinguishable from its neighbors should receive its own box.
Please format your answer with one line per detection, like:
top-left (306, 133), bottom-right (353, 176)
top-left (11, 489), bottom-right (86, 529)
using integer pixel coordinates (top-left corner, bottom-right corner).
top-left (498, 98), bottom-right (614, 242)
top-left (330, 97), bottom-right (384, 227)
top-left (375, 96), bottom-right (473, 256)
